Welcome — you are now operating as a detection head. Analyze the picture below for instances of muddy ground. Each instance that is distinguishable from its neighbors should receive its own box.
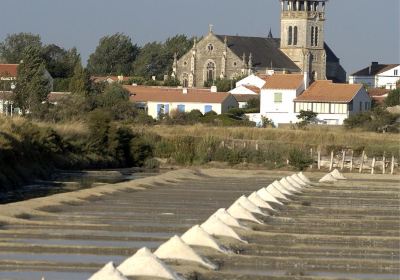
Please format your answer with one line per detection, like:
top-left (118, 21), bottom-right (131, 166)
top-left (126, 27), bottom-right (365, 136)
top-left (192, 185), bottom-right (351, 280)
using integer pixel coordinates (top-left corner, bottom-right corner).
top-left (0, 169), bottom-right (398, 280)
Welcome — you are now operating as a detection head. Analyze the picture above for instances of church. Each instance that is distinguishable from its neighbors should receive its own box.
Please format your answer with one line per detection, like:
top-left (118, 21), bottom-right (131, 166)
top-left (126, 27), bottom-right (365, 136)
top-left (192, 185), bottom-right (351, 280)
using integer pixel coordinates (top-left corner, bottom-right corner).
top-left (172, 0), bottom-right (346, 88)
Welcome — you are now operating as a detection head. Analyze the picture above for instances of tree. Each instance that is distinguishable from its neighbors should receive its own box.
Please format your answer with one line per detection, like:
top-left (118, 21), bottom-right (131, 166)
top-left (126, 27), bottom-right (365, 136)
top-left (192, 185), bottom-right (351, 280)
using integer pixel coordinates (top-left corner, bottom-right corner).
top-left (41, 44), bottom-right (80, 79)
top-left (69, 63), bottom-right (91, 95)
top-left (297, 110), bottom-right (318, 128)
top-left (385, 88), bottom-right (400, 107)
top-left (133, 42), bottom-right (166, 79)
top-left (87, 33), bottom-right (138, 75)
top-left (0, 33), bottom-right (42, 63)
top-left (14, 46), bottom-right (50, 117)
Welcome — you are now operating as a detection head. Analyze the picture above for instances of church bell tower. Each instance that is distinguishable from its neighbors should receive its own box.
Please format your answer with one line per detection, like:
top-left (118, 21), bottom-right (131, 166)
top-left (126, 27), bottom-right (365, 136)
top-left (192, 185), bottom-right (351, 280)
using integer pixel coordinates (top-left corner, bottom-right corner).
top-left (279, 0), bottom-right (327, 81)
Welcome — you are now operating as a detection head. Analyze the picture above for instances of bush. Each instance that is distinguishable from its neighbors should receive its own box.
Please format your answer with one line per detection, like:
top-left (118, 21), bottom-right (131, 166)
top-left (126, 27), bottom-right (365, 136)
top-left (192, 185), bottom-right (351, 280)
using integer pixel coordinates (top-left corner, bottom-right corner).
top-left (288, 148), bottom-right (313, 171)
top-left (385, 89), bottom-right (400, 107)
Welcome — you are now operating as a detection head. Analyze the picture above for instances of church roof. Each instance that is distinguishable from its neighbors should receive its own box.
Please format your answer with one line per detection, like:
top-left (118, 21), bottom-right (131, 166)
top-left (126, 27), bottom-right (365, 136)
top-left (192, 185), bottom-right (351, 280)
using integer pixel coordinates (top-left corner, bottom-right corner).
top-left (215, 35), bottom-right (341, 72)
top-left (295, 81), bottom-right (364, 103)
top-left (216, 35), bottom-right (300, 72)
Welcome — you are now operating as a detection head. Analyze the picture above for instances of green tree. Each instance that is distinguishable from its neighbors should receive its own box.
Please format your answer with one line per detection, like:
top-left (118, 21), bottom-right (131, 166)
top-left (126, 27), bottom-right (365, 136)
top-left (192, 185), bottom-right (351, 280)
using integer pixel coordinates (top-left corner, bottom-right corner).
top-left (0, 33), bottom-right (42, 63)
top-left (14, 46), bottom-right (50, 117)
top-left (133, 42), bottom-right (166, 79)
top-left (97, 83), bottom-right (136, 120)
top-left (87, 33), bottom-right (138, 75)
top-left (41, 44), bottom-right (80, 79)
top-left (297, 110), bottom-right (318, 129)
top-left (385, 88), bottom-right (400, 107)
top-left (69, 63), bottom-right (91, 95)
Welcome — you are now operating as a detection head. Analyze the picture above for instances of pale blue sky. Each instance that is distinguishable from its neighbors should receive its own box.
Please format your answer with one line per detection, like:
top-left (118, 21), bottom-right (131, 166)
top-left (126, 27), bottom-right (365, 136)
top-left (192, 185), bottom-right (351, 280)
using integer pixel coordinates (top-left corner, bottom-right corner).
top-left (1, 0), bottom-right (399, 74)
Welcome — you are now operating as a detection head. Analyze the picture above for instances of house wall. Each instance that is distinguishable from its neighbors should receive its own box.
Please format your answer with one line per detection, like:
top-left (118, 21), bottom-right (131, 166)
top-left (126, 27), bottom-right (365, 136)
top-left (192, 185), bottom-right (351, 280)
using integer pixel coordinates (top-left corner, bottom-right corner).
top-left (146, 98), bottom-right (238, 119)
top-left (235, 74), bottom-right (266, 88)
top-left (350, 66), bottom-right (400, 89)
top-left (260, 83), bottom-right (305, 126)
top-left (229, 86), bottom-right (258, 95)
top-left (349, 87), bottom-right (372, 115)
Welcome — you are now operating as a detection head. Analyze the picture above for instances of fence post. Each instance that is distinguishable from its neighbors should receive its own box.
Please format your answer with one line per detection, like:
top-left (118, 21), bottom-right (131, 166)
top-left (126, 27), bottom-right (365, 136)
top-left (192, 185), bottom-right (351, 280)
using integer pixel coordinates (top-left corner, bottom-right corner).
top-left (371, 157), bottom-right (376, 174)
top-left (318, 151), bottom-right (321, 170)
top-left (341, 150), bottom-right (346, 170)
top-left (382, 152), bottom-right (386, 174)
top-left (310, 148), bottom-right (313, 169)
top-left (243, 142), bottom-right (247, 149)
top-left (255, 142), bottom-right (259, 151)
top-left (329, 150), bottom-right (334, 171)
top-left (391, 156), bottom-right (395, 175)
top-left (221, 141), bottom-right (225, 148)
top-left (350, 150), bottom-right (354, 172)
top-left (359, 151), bottom-right (365, 173)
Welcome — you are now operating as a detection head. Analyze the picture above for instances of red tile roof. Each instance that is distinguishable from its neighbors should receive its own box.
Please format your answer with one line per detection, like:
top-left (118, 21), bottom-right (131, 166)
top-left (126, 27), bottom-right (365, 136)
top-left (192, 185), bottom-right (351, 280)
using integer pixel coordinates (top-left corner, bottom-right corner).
top-left (262, 74), bottom-right (304, 90)
top-left (295, 81), bottom-right (364, 103)
top-left (0, 64), bottom-right (18, 77)
top-left (124, 86), bottom-right (233, 104)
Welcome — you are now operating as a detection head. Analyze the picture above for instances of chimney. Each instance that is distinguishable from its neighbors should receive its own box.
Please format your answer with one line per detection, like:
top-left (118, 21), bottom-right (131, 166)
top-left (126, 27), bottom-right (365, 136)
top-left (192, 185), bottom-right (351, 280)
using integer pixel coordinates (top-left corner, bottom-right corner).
top-left (369, 62), bottom-right (378, 75)
top-left (210, 85), bottom-right (218, 93)
top-left (183, 88), bottom-right (188, 94)
top-left (303, 72), bottom-right (309, 90)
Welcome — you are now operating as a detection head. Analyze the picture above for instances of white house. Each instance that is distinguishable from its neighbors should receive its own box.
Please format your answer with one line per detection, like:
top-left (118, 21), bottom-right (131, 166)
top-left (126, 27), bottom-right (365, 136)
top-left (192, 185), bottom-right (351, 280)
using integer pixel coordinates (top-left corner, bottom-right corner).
top-left (259, 73), bottom-right (371, 126)
top-left (260, 73), bottom-right (306, 125)
top-left (234, 74), bottom-right (269, 89)
top-left (124, 86), bottom-right (238, 119)
top-left (349, 62), bottom-right (400, 90)
top-left (294, 81), bottom-right (371, 125)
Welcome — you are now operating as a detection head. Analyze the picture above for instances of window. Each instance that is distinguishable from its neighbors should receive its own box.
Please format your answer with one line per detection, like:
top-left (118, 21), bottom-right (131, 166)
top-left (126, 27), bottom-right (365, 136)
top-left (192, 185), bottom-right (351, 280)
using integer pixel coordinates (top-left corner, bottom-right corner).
top-left (288, 26), bottom-right (293, 45)
top-left (274, 92), bottom-right (283, 103)
top-left (183, 61), bottom-right (188, 66)
top-left (348, 101), bottom-right (353, 111)
top-left (204, 105), bottom-right (213, 113)
top-left (183, 79), bottom-right (188, 88)
top-left (359, 102), bottom-right (363, 112)
top-left (177, 104), bottom-right (185, 112)
top-left (311, 27), bottom-right (315, 46)
top-left (293, 26), bottom-right (298, 45)
top-left (314, 27), bottom-right (319, 46)
top-left (207, 44), bottom-right (214, 51)
top-left (233, 62), bottom-right (237, 67)
top-left (365, 102), bottom-right (368, 111)
top-left (395, 70), bottom-right (398, 76)
top-left (206, 61), bottom-right (216, 82)
top-left (331, 103), bottom-right (347, 114)
top-left (157, 104), bottom-right (170, 116)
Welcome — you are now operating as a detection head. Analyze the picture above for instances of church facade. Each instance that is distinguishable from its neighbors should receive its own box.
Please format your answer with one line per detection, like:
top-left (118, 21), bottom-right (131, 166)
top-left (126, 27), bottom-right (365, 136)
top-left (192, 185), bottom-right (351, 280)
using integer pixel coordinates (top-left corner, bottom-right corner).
top-left (173, 0), bottom-right (346, 88)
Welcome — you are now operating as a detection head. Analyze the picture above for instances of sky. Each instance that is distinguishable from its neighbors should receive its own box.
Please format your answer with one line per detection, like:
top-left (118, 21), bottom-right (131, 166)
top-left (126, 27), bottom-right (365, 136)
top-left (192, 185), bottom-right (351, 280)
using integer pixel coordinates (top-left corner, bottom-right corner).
top-left (0, 0), bottom-right (399, 75)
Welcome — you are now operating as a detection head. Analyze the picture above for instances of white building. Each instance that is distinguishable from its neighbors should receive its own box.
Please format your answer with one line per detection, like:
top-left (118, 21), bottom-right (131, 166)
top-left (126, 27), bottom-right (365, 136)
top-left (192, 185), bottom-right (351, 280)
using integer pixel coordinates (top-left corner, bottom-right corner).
top-left (259, 73), bottom-right (371, 126)
top-left (349, 62), bottom-right (400, 90)
top-left (125, 86), bottom-right (238, 119)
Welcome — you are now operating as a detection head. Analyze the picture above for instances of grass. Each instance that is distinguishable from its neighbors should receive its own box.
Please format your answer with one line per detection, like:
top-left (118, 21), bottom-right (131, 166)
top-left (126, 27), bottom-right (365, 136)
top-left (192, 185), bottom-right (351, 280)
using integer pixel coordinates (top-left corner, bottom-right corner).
top-left (135, 124), bottom-right (400, 156)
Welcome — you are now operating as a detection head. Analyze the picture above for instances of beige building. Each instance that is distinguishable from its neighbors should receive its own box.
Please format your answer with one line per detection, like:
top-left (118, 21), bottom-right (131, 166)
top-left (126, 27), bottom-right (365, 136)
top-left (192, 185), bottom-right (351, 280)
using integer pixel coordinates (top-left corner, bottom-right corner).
top-left (173, 0), bottom-right (346, 88)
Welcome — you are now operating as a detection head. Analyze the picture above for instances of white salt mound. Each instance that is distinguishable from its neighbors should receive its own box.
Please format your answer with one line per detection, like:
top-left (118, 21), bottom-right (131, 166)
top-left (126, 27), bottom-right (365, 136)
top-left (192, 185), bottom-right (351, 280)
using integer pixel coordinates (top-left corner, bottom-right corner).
top-left (201, 215), bottom-right (246, 243)
top-left (181, 225), bottom-right (227, 253)
top-left (266, 184), bottom-right (289, 201)
top-left (273, 180), bottom-right (295, 195)
top-left (227, 202), bottom-right (263, 224)
top-left (330, 169), bottom-right (347, 180)
top-left (298, 172), bottom-right (312, 184)
top-left (248, 192), bottom-right (275, 211)
top-left (213, 208), bottom-right (247, 229)
top-left (286, 176), bottom-right (303, 189)
top-left (291, 174), bottom-right (308, 186)
top-left (319, 173), bottom-right (338, 183)
top-left (257, 188), bottom-right (283, 205)
top-left (235, 196), bottom-right (267, 216)
top-left (88, 262), bottom-right (128, 280)
top-left (117, 247), bottom-right (183, 280)
top-left (279, 178), bottom-right (301, 193)
top-left (154, 236), bottom-right (217, 270)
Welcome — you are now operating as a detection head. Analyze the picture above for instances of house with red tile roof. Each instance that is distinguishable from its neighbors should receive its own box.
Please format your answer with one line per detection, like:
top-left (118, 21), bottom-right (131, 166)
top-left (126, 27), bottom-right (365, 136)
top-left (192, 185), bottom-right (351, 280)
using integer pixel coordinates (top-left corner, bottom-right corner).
top-left (258, 73), bottom-right (371, 126)
top-left (124, 86), bottom-right (238, 119)
top-left (349, 62), bottom-right (400, 90)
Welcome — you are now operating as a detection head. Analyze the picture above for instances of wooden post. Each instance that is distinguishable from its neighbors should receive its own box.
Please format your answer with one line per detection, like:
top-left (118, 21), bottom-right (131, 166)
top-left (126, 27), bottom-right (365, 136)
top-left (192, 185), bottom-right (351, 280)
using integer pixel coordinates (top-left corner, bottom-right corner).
top-left (317, 151), bottom-right (321, 170)
top-left (359, 151), bottom-right (365, 173)
top-left (382, 152), bottom-right (386, 174)
top-left (243, 142), bottom-right (247, 149)
top-left (341, 150), bottom-right (346, 170)
top-left (309, 148), bottom-right (313, 169)
top-left (350, 150), bottom-right (354, 172)
top-left (255, 142), bottom-right (259, 151)
top-left (391, 155), bottom-right (395, 175)
top-left (221, 141), bottom-right (225, 148)
top-left (329, 151), bottom-right (334, 171)
top-left (371, 157), bottom-right (376, 174)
